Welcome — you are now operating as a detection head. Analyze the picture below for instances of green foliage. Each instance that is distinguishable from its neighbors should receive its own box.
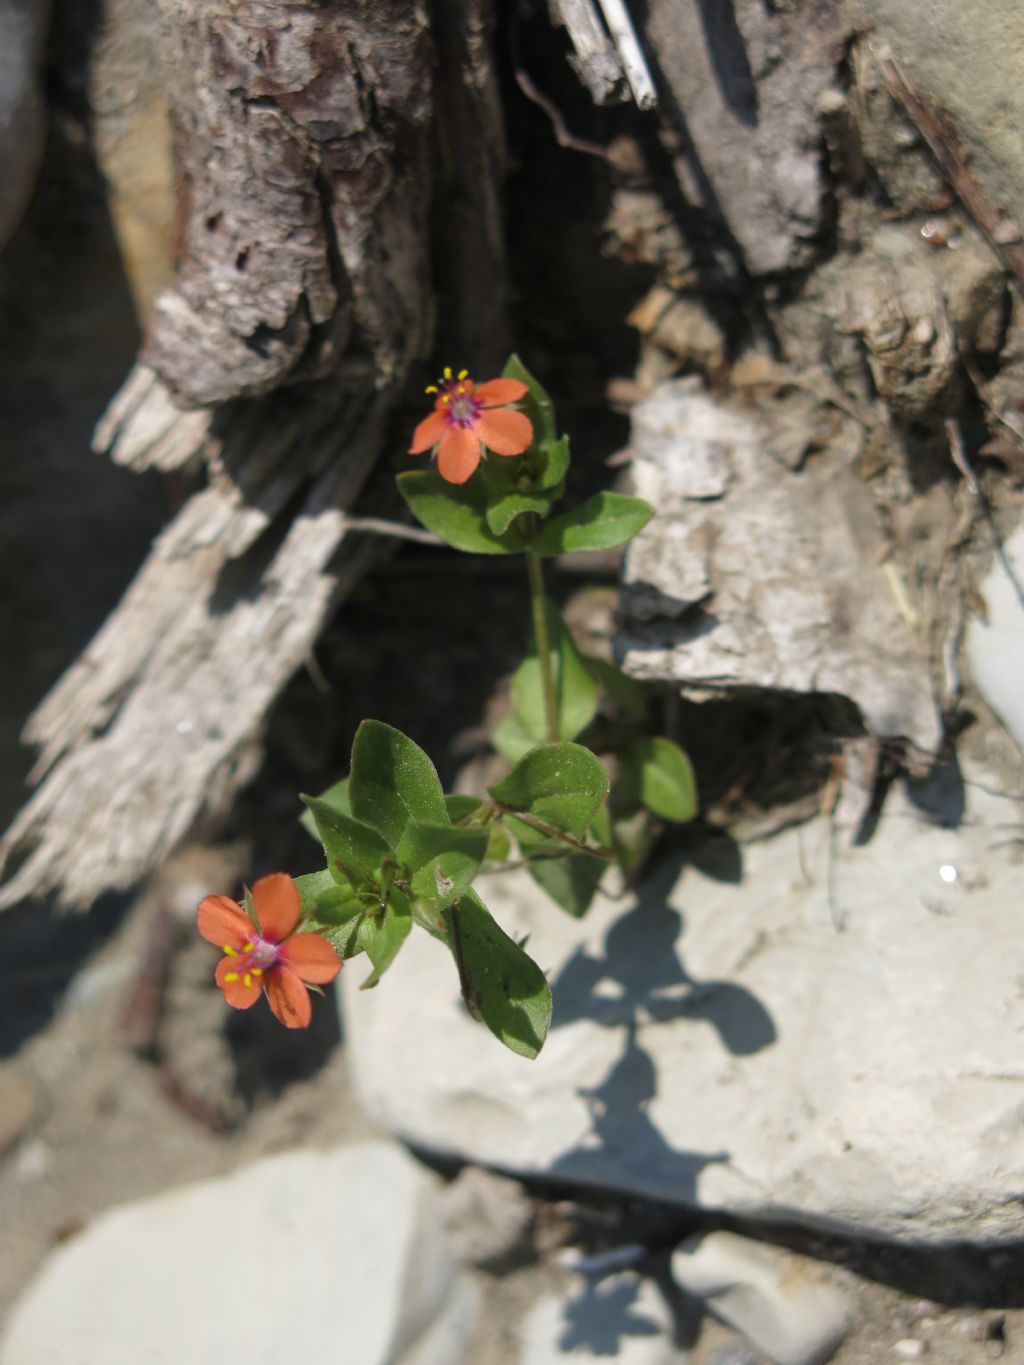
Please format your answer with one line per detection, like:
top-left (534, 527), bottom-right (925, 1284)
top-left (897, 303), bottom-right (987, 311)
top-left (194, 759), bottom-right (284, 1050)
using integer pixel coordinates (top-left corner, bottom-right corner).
top-left (532, 491), bottom-right (654, 556)
top-left (349, 720), bottom-right (448, 848)
top-left (256, 358), bottom-right (704, 1059)
top-left (397, 472), bottom-right (523, 555)
top-left (622, 737), bottom-right (699, 823)
top-left (302, 798), bottom-right (394, 884)
top-left (489, 742), bottom-right (610, 838)
top-left (397, 819), bottom-right (488, 908)
top-left (357, 890), bottom-right (413, 988)
top-left (508, 598), bottom-right (598, 747)
top-left (448, 891), bottom-right (552, 1059)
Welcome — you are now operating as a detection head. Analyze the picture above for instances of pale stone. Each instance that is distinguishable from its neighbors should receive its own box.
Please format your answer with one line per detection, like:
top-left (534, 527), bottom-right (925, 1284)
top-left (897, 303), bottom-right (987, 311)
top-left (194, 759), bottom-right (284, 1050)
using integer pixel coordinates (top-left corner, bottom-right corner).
top-left (340, 776), bottom-right (1024, 1244)
top-left (619, 381), bottom-right (941, 753)
top-left (0, 1142), bottom-right (477, 1365)
top-left (671, 1232), bottom-right (852, 1365)
top-left (965, 526), bottom-right (1024, 756)
top-left (518, 1273), bottom-right (683, 1363)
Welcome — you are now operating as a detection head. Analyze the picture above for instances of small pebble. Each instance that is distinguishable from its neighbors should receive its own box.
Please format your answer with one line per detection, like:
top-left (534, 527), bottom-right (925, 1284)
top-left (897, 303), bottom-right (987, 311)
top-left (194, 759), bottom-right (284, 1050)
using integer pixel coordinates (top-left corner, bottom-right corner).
top-left (894, 1340), bottom-right (926, 1359)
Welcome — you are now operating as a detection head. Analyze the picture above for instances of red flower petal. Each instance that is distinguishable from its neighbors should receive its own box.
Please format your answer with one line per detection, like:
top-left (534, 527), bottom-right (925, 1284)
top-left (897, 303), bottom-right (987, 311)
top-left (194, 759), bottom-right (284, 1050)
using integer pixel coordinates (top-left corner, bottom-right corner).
top-left (215, 955), bottom-right (263, 1009)
top-left (474, 378), bottom-right (528, 407)
top-left (197, 895), bottom-right (253, 950)
top-left (437, 426), bottom-right (482, 484)
top-left (477, 407), bottom-right (533, 456)
top-left (409, 409), bottom-right (448, 454)
top-left (251, 873), bottom-right (301, 942)
top-left (264, 966), bottom-right (313, 1029)
top-left (280, 932), bottom-right (342, 984)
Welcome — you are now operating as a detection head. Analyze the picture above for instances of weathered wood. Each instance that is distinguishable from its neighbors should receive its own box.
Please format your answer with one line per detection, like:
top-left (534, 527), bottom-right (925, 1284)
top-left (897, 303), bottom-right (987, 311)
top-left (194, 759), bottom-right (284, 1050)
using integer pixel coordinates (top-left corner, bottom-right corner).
top-left (0, 0), bottom-right (508, 907)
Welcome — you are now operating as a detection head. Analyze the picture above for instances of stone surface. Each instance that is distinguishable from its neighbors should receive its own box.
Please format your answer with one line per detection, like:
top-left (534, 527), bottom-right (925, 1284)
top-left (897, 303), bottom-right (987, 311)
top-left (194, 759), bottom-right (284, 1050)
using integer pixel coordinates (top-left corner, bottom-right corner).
top-left (0, 1142), bottom-right (477, 1365)
top-left (846, 0), bottom-right (1024, 236)
top-left (618, 381), bottom-right (941, 753)
top-left (518, 1272), bottom-right (682, 1363)
top-left (0, 1064), bottom-right (37, 1158)
top-left (671, 1232), bottom-right (852, 1365)
top-left (0, 0), bottom-right (48, 248)
top-left (646, 0), bottom-right (849, 275)
top-left (965, 525), bottom-right (1024, 756)
top-left (440, 1165), bottom-right (534, 1267)
top-left (341, 775), bottom-right (1024, 1244)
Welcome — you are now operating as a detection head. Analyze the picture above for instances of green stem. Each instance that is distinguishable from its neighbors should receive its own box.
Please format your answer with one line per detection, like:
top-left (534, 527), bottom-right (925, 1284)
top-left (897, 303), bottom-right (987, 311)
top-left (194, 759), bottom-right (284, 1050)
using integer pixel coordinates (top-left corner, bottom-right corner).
top-left (526, 549), bottom-right (558, 742)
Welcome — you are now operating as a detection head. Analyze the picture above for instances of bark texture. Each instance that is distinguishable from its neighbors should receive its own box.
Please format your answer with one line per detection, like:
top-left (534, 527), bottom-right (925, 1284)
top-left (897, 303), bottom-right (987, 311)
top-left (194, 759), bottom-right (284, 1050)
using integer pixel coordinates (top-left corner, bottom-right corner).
top-left (0, 0), bottom-right (506, 907)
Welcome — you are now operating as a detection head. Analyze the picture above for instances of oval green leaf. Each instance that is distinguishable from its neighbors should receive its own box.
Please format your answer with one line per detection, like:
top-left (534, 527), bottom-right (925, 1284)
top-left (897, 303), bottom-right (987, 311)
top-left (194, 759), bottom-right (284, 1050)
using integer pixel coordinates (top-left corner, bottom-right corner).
top-left (624, 737), bottom-right (699, 823)
top-left (488, 742), bottom-right (609, 837)
top-left (531, 492), bottom-right (654, 556)
top-left (397, 471), bottom-right (522, 554)
top-left (349, 720), bottom-right (448, 848)
top-left (448, 890), bottom-right (552, 1059)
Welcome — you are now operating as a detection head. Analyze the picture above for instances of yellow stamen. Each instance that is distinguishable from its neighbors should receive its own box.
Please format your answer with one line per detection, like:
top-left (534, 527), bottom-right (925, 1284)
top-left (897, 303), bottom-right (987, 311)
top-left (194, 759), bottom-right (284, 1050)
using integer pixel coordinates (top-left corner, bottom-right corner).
top-left (222, 945), bottom-right (237, 956)
top-left (458, 369), bottom-right (468, 380)
top-left (251, 968), bottom-right (263, 977)
top-left (243, 972), bottom-right (253, 988)
top-left (224, 971), bottom-right (240, 983)
top-left (243, 941), bottom-right (254, 952)
top-left (443, 365), bottom-right (452, 379)
top-left (441, 394), bottom-right (450, 404)
top-left (425, 384), bottom-right (438, 394)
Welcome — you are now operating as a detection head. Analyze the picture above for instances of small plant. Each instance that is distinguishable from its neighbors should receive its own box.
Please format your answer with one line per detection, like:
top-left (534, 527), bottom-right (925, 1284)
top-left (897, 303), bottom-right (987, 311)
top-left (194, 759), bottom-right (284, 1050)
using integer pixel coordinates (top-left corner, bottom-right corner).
top-left (198, 357), bottom-right (697, 1058)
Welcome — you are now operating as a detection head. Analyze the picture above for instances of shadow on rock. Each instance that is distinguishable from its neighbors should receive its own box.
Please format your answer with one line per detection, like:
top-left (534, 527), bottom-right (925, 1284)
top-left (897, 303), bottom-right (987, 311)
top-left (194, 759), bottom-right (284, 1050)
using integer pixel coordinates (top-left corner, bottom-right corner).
top-left (550, 854), bottom-right (776, 1056)
top-left (558, 1274), bottom-right (664, 1357)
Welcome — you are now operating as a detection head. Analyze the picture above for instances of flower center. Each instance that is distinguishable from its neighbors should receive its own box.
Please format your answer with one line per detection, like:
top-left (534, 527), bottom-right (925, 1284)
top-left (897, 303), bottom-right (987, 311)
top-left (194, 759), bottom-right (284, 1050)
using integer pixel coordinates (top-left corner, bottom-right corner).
top-left (426, 367), bottom-right (482, 429)
top-left (247, 937), bottom-right (280, 970)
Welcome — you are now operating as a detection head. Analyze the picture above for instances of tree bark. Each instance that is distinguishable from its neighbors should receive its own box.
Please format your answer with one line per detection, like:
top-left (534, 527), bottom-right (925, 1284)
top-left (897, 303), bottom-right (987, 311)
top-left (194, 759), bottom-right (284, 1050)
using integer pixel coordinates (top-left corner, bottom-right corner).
top-left (0, 0), bottom-right (506, 907)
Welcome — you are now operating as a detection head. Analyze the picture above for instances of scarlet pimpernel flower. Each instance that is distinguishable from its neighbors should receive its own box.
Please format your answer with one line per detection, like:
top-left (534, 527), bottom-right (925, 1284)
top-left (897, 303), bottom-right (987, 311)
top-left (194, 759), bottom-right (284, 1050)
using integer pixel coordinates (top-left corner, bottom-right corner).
top-left (409, 367), bottom-right (533, 485)
top-left (197, 872), bottom-right (341, 1029)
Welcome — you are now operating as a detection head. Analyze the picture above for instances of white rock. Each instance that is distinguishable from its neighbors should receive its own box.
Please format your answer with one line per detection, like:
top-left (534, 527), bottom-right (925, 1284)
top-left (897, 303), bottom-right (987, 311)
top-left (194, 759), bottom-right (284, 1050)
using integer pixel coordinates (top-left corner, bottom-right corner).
top-left (671, 1232), bottom-right (851, 1365)
top-left (340, 777), bottom-right (1024, 1244)
top-left (518, 1272), bottom-right (682, 1363)
top-left (965, 525), bottom-right (1024, 756)
top-left (0, 1142), bottom-right (476, 1365)
top-left (620, 381), bottom-right (941, 753)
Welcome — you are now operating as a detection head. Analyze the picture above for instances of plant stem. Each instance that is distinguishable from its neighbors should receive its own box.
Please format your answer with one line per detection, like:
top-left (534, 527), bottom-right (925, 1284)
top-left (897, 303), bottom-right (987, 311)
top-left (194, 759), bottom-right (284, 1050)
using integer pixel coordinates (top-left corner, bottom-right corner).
top-left (526, 549), bottom-right (559, 742)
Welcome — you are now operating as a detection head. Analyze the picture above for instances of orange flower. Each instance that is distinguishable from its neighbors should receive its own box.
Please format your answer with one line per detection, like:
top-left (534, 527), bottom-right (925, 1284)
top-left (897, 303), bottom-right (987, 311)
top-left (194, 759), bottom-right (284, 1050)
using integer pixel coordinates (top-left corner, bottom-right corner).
top-left (409, 367), bottom-right (533, 484)
top-left (197, 873), bottom-right (341, 1029)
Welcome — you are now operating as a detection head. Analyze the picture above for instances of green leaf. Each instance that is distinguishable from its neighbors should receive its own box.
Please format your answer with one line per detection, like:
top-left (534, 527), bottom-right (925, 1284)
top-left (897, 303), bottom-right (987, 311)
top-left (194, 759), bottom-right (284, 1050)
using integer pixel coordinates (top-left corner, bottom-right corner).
top-left (397, 819), bottom-right (488, 908)
top-left (532, 492), bottom-right (654, 556)
top-left (533, 435), bottom-right (569, 493)
top-left (528, 854), bottom-right (604, 918)
top-left (485, 490), bottom-right (554, 536)
top-left (587, 658), bottom-right (649, 721)
top-left (302, 796), bottom-right (393, 883)
top-left (488, 742), bottom-right (610, 837)
top-left (292, 869), bottom-right (337, 918)
top-left (299, 778), bottom-right (351, 839)
top-left (503, 354), bottom-right (557, 448)
top-left (321, 911), bottom-right (367, 961)
top-left (397, 471), bottom-right (523, 554)
top-left (623, 737), bottom-right (699, 823)
top-left (449, 890), bottom-right (551, 1059)
top-left (492, 711), bottom-right (537, 765)
top-left (506, 811), bottom-right (608, 918)
top-left (349, 720), bottom-right (448, 849)
top-left (445, 794), bottom-right (484, 822)
top-left (511, 597), bottom-right (598, 744)
top-left (357, 889), bottom-right (413, 988)
top-left (309, 884), bottom-right (364, 927)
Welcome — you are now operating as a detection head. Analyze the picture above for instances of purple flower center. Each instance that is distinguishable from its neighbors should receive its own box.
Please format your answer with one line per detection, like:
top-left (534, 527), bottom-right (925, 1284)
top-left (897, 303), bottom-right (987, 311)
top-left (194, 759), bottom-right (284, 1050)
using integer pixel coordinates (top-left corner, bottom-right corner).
top-left (248, 937), bottom-right (280, 969)
top-left (440, 377), bottom-right (482, 429)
